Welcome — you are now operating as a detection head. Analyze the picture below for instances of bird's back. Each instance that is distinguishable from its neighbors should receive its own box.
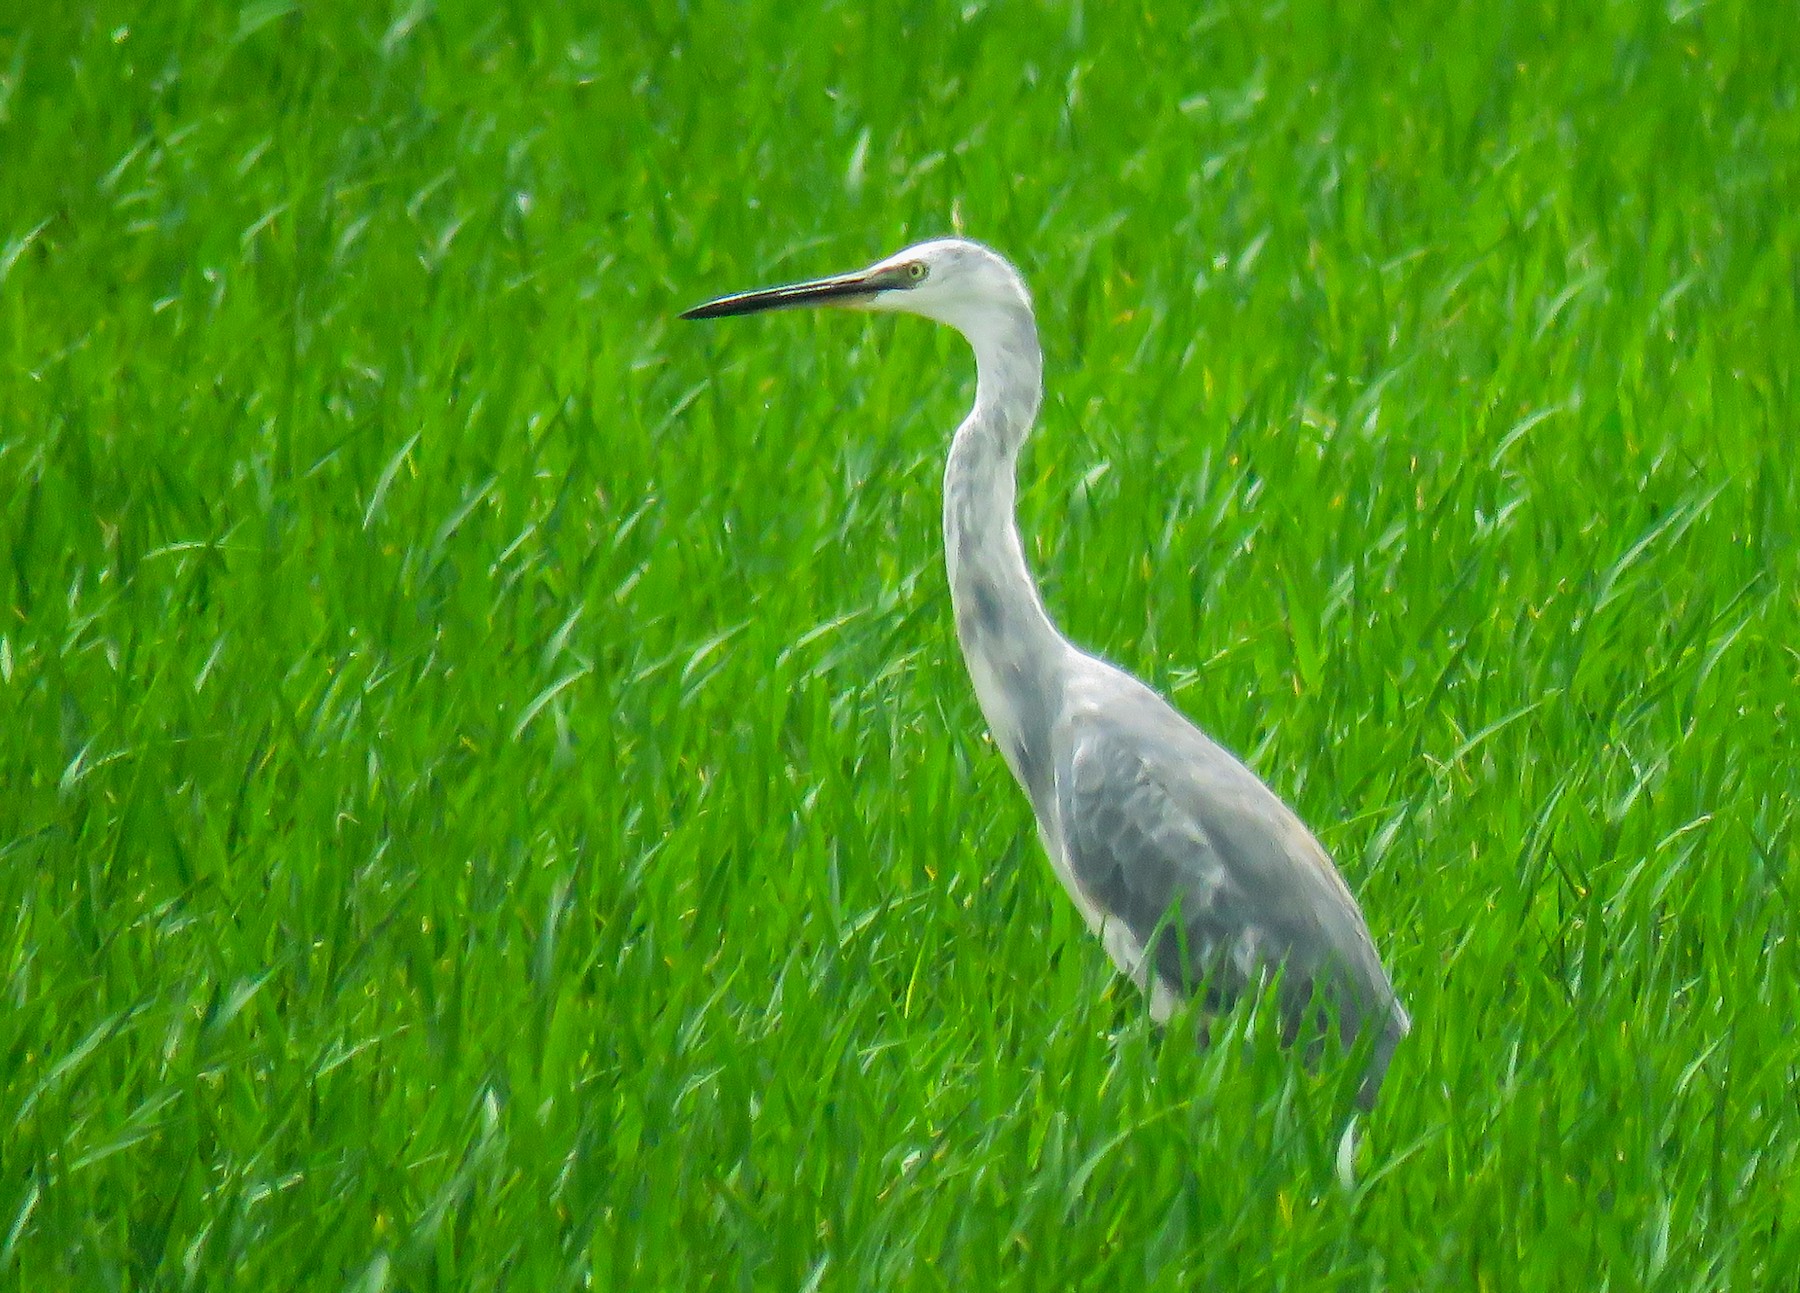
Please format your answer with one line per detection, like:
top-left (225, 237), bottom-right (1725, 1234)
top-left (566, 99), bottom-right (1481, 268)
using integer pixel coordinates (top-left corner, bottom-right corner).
top-left (1041, 652), bottom-right (1408, 1097)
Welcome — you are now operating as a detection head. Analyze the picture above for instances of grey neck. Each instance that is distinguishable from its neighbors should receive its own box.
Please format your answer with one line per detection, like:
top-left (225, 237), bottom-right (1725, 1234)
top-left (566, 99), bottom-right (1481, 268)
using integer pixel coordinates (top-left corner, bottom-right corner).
top-left (941, 304), bottom-right (1068, 808)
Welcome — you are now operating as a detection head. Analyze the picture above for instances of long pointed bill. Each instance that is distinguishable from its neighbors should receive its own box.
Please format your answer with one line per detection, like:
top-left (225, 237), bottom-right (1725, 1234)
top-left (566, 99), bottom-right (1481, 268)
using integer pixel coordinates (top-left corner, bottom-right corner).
top-left (681, 265), bottom-right (903, 320)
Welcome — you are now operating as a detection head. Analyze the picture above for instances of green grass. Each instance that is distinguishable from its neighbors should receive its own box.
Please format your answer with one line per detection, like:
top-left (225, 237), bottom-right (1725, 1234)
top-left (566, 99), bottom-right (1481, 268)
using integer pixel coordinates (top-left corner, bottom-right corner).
top-left (3, 0), bottom-right (1797, 1287)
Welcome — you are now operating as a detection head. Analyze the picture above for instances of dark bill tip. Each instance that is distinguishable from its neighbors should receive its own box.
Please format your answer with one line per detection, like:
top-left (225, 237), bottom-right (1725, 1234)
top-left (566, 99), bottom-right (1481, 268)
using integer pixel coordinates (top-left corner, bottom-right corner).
top-left (680, 268), bottom-right (886, 321)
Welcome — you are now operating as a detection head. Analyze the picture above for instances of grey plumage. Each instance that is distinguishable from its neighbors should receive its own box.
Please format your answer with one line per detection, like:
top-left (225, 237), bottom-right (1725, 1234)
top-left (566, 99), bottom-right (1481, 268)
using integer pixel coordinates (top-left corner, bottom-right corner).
top-left (683, 237), bottom-right (1409, 1106)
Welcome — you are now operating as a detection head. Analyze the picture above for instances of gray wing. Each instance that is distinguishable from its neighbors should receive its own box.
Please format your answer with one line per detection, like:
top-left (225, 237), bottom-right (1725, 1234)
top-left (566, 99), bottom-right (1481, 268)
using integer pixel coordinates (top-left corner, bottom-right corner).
top-left (1052, 676), bottom-right (1404, 1051)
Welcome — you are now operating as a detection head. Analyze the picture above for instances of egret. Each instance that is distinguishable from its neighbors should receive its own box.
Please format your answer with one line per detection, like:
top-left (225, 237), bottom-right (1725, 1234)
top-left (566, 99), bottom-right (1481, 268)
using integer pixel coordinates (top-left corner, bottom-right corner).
top-left (683, 238), bottom-right (1409, 1105)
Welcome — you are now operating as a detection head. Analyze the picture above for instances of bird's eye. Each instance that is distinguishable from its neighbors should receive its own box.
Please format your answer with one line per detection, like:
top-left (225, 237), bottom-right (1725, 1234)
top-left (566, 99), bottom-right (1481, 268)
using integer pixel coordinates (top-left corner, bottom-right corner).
top-left (905, 262), bottom-right (928, 282)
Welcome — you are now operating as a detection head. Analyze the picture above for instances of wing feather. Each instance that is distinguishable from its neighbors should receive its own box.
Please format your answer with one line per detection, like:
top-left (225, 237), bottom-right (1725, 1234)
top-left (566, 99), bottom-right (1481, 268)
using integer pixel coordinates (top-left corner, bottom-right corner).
top-left (1051, 672), bottom-right (1404, 1053)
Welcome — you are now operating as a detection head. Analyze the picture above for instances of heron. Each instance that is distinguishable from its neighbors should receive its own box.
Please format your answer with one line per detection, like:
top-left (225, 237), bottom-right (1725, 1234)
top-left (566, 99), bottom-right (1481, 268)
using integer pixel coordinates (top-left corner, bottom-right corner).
top-left (682, 238), bottom-right (1409, 1106)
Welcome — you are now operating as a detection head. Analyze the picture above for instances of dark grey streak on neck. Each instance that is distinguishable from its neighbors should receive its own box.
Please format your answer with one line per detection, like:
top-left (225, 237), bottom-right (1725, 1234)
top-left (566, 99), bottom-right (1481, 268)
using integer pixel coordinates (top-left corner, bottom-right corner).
top-left (940, 301), bottom-right (1067, 818)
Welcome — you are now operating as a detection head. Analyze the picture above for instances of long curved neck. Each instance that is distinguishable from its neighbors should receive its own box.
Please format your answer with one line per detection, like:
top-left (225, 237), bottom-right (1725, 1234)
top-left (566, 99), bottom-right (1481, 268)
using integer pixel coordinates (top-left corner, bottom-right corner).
top-left (943, 305), bottom-right (1068, 807)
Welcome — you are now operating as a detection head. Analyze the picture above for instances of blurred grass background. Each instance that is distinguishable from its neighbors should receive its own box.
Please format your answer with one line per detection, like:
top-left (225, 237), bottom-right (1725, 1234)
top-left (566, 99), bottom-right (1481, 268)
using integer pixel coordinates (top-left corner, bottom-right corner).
top-left (1, 0), bottom-right (1796, 1287)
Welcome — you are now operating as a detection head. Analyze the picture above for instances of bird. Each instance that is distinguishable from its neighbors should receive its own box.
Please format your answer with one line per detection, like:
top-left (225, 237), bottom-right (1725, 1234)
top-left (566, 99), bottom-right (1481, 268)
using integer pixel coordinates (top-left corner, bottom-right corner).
top-left (682, 238), bottom-right (1409, 1106)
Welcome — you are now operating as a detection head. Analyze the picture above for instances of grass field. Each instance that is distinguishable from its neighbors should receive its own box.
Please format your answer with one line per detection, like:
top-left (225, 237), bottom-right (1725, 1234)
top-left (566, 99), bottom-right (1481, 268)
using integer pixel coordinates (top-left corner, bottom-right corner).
top-left (3, 0), bottom-right (1797, 1287)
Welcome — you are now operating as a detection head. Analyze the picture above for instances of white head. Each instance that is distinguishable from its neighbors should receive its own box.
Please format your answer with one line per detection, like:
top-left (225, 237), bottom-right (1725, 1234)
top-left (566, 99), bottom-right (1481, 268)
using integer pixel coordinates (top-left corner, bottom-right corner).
top-left (683, 238), bottom-right (1034, 345)
top-left (684, 237), bottom-right (1045, 437)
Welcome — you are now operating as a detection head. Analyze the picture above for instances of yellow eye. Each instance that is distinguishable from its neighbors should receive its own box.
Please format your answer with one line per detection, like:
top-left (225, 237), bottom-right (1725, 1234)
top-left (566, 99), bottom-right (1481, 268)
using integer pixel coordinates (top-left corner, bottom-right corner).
top-left (906, 262), bottom-right (928, 282)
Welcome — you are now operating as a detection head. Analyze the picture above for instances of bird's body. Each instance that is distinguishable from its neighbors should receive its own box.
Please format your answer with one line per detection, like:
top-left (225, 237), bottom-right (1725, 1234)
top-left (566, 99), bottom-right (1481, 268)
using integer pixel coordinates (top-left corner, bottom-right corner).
top-left (684, 238), bottom-right (1408, 1103)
